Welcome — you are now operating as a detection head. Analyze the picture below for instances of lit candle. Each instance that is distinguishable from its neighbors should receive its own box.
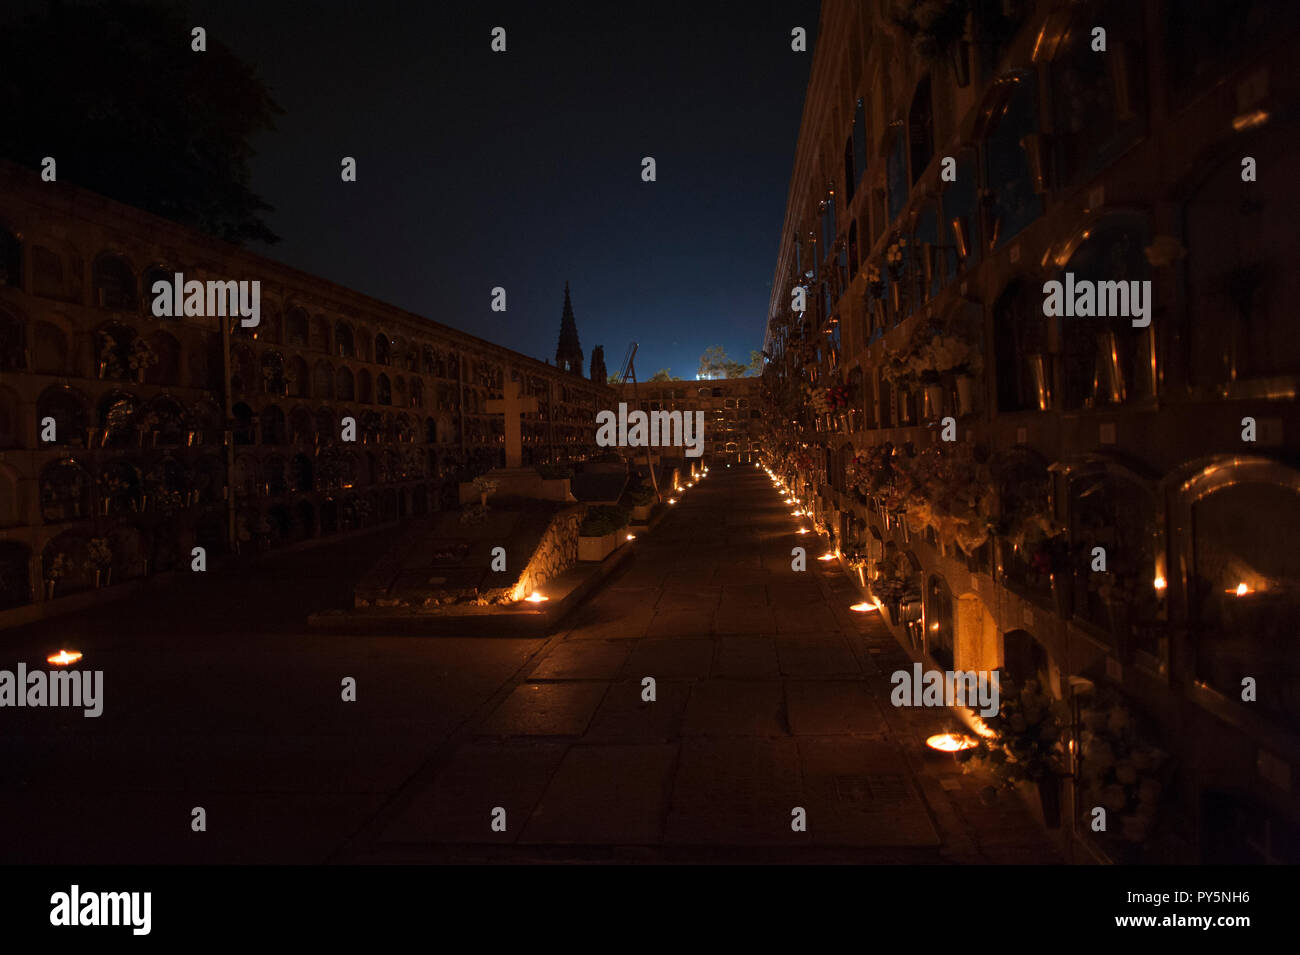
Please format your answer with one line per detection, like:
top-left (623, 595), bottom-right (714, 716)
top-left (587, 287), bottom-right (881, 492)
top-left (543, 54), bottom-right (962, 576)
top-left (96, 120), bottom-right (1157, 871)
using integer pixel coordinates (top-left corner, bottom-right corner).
top-left (926, 733), bottom-right (977, 752)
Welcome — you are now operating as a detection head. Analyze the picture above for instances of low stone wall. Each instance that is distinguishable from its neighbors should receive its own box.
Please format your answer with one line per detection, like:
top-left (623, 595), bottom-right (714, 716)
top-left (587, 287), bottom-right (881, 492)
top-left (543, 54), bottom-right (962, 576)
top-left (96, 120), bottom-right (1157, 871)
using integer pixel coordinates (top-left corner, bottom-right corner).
top-left (514, 504), bottom-right (584, 598)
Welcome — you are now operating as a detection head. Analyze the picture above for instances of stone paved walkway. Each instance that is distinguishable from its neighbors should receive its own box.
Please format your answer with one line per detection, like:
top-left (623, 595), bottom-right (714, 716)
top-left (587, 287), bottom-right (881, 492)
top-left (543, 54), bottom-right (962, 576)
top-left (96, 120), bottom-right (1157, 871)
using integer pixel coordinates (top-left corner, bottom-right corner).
top-left (346, 466), bottom-right (1062, 863)
top-left (0, 467), bottom-right (1061, 864)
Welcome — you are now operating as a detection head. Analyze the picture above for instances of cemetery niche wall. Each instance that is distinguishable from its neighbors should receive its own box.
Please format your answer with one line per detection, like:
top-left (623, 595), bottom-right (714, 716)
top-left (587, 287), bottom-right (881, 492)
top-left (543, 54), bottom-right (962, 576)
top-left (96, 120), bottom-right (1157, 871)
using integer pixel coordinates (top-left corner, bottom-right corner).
top-left (757, 0), bottom-right (1300, 864)
top-left (0, 159), bottom-right (611, 625)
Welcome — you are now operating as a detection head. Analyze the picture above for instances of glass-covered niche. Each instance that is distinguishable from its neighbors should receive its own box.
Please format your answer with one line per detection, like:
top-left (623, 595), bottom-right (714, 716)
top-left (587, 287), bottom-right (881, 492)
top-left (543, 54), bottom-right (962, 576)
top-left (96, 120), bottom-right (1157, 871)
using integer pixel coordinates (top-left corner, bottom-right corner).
top-left (1191, 481), bottom-right (1300, 724)
top-left (1057, 215), bottom-right (1155, 410)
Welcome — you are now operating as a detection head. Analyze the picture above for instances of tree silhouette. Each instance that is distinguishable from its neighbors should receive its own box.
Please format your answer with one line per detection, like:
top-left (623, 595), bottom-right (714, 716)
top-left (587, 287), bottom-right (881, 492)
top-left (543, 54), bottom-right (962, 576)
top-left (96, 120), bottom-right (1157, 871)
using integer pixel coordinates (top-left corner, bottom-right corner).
top-left (699, 346), bottom-right (758, 379)
top-left (0, 0), bottom-right (283, 245)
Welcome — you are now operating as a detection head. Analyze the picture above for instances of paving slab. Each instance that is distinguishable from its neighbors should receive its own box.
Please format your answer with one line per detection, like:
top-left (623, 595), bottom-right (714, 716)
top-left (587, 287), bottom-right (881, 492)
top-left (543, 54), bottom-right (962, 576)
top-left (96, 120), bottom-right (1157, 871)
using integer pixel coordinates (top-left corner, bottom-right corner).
top-left (379, 740), bottom-right (568, 844)
top-left (786, 680), bottom-right (890, 736)
top-left (681, 680), bottom-right (787, 736)
top-left (520, 743), bottom-right (677, 845)
top-left (622, 639), bottom-right (715, 680)
top-left (478, 682), bottom-right (609, 736)
top-left (582, 679), bottom-right (691, 741)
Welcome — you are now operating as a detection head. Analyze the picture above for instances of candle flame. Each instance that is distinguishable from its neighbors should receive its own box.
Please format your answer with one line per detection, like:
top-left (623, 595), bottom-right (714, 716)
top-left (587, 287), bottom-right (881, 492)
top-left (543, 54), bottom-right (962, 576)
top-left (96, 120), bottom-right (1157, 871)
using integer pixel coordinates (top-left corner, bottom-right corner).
top-left (926, 733), bottom-right (977, 752)
top-left (47, 649), bottom-right (83, 666)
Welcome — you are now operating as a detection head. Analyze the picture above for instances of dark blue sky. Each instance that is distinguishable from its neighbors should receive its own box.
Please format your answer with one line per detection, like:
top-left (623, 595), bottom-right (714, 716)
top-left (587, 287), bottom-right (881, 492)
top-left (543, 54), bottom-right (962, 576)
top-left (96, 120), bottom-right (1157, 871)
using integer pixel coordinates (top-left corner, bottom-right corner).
top-left (190, 0), bottom-right (819, 378)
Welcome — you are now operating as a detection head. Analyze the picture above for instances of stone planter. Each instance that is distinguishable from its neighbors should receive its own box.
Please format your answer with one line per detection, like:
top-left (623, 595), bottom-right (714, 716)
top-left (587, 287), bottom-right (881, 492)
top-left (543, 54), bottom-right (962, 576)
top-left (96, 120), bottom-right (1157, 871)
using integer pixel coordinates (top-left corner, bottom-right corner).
top-left (578, 531), bottom-right (619, 562)
top-left (631, 503), bottom-right (653, 522)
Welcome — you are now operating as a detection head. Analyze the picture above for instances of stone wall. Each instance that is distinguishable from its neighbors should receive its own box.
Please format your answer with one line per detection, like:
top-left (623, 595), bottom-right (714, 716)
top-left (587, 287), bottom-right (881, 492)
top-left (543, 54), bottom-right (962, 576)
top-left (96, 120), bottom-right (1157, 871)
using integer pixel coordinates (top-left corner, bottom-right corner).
top-left (514, 504), bottom-right (583, 598)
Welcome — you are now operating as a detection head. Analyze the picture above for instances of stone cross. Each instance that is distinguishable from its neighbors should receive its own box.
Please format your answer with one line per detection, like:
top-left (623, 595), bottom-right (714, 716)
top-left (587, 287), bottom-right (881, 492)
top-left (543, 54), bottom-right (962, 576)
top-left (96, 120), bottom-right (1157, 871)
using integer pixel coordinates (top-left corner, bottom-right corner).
top-left (486, 385), bottom-right (539, 468)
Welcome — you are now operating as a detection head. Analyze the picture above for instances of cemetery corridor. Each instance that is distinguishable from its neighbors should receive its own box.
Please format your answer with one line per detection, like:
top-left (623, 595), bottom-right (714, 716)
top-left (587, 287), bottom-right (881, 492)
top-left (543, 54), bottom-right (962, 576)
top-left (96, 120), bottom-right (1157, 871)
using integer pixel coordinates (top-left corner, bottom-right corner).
top-left (0, 467), bottom-right (1058, 863)
top-left (343, 465), bottom-right (1061, 862)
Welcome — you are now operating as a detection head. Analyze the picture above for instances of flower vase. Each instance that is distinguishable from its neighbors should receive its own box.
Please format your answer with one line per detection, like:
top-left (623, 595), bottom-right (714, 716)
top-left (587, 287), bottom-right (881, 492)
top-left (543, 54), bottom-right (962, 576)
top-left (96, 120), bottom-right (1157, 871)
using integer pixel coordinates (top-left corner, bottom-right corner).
top-left (923, 383), bottom-right (944, 420)
top-left (1026, 354), bottom-right (1053, 410)
top-left (1092, 332), bottom-right (1125, 406)
top-left (480, 491), bottom-right (488, 507)
top-left (956, 375), bottom-right (974, 415)
top-left (44, 580), bottom-right (56, 601)
top-left (1052, 573), bottom-right (1071, 619)
top-left (94, 570), bottom-right (102, 589)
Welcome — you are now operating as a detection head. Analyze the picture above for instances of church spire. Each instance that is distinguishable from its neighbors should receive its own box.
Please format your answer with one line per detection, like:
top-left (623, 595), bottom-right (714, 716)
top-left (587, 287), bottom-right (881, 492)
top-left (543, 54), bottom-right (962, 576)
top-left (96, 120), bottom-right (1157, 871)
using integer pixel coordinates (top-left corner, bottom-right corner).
top-left (555, 281), bottom-right (584, 374)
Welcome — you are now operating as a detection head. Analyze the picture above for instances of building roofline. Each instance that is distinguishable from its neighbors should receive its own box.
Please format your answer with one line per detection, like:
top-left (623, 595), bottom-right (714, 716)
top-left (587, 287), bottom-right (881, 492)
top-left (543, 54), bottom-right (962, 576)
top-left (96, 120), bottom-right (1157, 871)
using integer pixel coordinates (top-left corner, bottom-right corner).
top-left (0, 159), bottom-right (610, 388)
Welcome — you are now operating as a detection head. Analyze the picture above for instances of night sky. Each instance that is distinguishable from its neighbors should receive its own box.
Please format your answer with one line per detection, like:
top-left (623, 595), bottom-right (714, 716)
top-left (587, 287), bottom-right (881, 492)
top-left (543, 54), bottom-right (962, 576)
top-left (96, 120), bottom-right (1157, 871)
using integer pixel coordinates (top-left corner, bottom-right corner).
top-left (177, 0), bottom-right (821, 378)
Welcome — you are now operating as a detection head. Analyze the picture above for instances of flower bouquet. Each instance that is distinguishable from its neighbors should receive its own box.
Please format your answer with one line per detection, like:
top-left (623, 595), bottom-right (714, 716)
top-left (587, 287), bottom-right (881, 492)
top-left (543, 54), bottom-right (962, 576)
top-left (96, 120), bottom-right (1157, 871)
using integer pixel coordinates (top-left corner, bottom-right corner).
top-left (957, 673), bottom-right (1069, 790)
top-left (45, 554), bottom-right (67, 583)
top-left (87, 537), bottom-right (112, 571)
top-left (472, 475), bottom-right (499, 507)
top-left (808, 387), bottom-right (833, 415)
top-left (98, 334), bottom-right (126, 379)
top-left (887, 0), bottom-right (971, 60)
top-left (98, 472), bottom-right (129, 497)
top-left (1078, 695), bottom-right (1171, 858)
top-left (865, 262), bottom-right (885, 297)
top-left (129, 337), bottom-right (158, 380)
top-left (885, 234), bottom-right (909, 280)
top-left (827, 383), bottom-right (852, 409)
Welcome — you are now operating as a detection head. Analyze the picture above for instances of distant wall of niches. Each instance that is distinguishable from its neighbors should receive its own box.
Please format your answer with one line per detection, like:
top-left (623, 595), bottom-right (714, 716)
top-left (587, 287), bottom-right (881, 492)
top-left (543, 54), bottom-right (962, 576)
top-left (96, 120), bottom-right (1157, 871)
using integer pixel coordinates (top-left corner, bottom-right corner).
top-left (762, 0), bottom-right (1300, 863)
top-left (617, 376), bottom-right (762, 465)
top-left (0, 160), bottom-right (612, 626)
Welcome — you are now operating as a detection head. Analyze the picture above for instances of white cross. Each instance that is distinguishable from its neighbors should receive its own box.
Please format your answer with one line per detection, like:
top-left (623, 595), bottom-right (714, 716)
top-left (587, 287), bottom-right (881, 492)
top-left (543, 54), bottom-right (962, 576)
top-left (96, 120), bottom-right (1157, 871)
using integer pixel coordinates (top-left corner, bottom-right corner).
top-left (485, 385), bottom-right (540, 468)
